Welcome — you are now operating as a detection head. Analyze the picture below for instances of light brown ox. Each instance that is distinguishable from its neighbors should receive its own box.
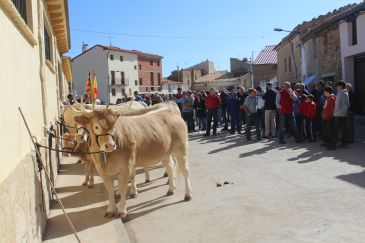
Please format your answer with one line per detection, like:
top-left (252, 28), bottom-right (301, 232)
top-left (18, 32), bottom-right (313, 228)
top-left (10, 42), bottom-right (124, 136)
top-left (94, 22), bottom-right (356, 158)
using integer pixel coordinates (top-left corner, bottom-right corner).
top-left (71, 105), bottom-right (192, 218)
top-left (62, 101), bottom-right (149, 187)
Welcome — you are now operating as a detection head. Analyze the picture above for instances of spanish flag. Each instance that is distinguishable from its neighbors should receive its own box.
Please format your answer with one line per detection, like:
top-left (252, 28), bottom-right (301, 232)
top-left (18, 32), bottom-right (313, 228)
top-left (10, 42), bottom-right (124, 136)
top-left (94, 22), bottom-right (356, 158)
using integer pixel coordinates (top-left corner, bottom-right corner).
top-left (93, 70), bottom-right (98, 98)
top-left (84, 71), bottom-right (92, 99)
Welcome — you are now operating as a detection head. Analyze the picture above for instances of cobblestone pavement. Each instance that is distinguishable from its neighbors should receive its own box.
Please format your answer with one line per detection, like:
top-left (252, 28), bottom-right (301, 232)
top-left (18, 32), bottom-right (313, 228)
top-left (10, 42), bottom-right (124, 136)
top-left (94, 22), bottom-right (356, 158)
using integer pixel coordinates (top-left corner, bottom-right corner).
top-left (123, 119), bottom-right (365, 243)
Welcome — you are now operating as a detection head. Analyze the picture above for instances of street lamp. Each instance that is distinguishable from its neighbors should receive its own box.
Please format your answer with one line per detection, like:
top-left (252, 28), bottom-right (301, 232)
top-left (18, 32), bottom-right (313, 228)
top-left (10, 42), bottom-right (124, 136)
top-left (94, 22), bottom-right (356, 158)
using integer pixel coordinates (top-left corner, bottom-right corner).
top-left (274, 27), bottom-right (298, 82)
top-left (273, 28), bottom-right (291, 33)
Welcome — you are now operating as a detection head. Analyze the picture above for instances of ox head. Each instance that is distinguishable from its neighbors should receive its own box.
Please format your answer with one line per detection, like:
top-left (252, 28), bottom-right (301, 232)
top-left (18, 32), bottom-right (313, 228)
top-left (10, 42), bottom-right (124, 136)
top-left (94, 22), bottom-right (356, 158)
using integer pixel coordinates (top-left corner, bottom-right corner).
top-left (70, 103), bottom-right (120, 153)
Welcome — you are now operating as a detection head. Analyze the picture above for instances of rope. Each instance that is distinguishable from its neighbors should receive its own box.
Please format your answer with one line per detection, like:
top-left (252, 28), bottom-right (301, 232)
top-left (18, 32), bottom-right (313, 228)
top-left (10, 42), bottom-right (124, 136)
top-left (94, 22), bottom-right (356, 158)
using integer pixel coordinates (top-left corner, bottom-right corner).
top-left (19, 107), bottom-right (82, 243)
top-left (36, 143), bottom-right (105, 155)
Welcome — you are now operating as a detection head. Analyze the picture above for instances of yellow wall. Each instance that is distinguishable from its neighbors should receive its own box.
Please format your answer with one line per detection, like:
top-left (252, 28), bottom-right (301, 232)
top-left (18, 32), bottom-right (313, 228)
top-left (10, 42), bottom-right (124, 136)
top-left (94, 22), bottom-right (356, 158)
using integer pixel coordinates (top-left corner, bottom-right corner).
top-left (0, 0), bottom-right (69, 183)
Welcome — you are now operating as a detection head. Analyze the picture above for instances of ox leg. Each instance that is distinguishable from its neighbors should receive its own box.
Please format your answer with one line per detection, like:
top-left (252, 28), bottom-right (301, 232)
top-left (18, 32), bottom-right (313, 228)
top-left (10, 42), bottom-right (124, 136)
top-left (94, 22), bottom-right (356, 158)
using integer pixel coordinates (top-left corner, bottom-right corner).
top-left (87, 162), bottom-right (95, 188)
top-left (82, 161), bottom-right (88, 186)
top-left (144, 167), bottom-right (151, 183)
top-left (103, 176), bottom-right (117, 218)
top-left (130, 170), bottom-right (138, 198)
top-left (117, 174), bottom-right (130, 219)
top-left (163, 157), bottom-right (175, 196)
top-left (176, 154), bottom-right (192, 201)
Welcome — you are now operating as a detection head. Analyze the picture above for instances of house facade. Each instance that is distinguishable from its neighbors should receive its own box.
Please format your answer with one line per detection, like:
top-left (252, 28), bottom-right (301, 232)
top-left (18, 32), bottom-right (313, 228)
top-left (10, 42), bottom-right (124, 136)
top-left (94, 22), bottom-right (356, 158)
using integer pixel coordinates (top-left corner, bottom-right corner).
top-left (252, 45), bottom-right (277, 88)
top-left (340, 7), bottom-right (365, 113)
top-left (0, 0), bottom-right (72, 241)
top-left (275, 33), bottom-right (302, 85)
top-left (138, 53), bottom-right (163, 92)
top-left (72, 45), bottom-right (162, 103)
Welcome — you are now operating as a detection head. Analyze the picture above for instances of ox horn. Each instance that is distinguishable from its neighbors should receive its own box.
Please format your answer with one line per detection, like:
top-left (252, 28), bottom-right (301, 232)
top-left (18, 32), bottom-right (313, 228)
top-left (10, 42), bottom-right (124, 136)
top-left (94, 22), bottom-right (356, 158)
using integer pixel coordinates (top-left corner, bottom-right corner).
top-left (81, 96), bottom-right (93, 113)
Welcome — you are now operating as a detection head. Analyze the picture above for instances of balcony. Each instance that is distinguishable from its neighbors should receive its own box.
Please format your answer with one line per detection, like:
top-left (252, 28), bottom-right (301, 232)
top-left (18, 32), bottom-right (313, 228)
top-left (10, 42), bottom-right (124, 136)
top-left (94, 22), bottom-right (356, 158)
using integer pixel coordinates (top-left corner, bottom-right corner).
top-left (111, 78), bottom-right (129, 86)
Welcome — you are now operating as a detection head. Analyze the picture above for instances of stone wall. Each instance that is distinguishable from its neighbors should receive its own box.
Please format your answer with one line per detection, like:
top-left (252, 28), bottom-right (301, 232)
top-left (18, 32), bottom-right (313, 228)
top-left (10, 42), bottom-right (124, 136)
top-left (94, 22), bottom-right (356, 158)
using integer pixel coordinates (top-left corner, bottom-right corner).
top-left (276, 35), bottom-right (302, 84)
top-left (253, 64), bottom-right (277, 88)
top-left (317, 27), bottom-right (342, 81)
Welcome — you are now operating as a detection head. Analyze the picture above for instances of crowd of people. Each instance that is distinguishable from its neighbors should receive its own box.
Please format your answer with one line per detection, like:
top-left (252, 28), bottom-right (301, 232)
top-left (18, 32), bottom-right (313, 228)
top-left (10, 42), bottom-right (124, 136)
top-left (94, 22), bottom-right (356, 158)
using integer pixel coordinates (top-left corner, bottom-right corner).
top-left (67, 80), bottom-right (355, 151)
top-left (137, 81), bottom-right (354, 151)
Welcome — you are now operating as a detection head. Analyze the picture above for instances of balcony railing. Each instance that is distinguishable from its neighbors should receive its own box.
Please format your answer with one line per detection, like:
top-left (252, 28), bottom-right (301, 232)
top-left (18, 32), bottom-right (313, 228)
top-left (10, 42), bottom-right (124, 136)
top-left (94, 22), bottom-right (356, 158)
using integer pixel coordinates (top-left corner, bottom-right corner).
top-left (111, 78), bottom-right (129, 86)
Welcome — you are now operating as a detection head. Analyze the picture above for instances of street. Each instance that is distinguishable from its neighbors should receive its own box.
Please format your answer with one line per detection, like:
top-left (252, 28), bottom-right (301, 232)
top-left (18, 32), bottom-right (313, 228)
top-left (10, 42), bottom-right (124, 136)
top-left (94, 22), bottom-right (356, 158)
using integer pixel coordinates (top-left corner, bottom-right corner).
top-left (43, 121), bottom-right (365, 243)
top-left (124, 124), bottom-right (365, 243)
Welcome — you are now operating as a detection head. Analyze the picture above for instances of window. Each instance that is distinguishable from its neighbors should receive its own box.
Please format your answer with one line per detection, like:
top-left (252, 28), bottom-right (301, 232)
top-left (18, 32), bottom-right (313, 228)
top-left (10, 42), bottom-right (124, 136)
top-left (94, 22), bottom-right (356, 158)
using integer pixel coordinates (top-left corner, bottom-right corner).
top-left (110, 54), bottom-right (114, 60)
top-left (134, 65), bottom-right (137, 70)
top-left (150, 60), bottom-right (153, 65)
top-left (44, 26), bottom-right (51, 61)
top-left (157, 60), bottom-right (160, 66)
top-left (121, 88), bottom-right (125, 95)
top-left (145, 87), bottom-right (148, 92)
top-left (111, 71), bottom-right (115, 85)
top-left (284, 58), bottom-right (287, 73)
top-left (129, 88), bottom-right (132, 95)
top-left (288, 56), bottom-right (292, 72)
top-left (12, 0), bottom-right (27, 23)
top-left (139, 65), bottom-right (142, 70)
top-left (121, 72), bottom-right (125, 85)
top-left (151, 87), bottom-right (155, 91)
top-left (135, 80), bottom-right (138, 85)
top-left (111, 88), bottom-right (116, 96)
top-left (120, 56), bottom-right (123, 61)
top-left (139, 78), bottom-right (143, 85)
top-left (150, 72), bottom-right (154, 85)
top-left (352, 18), bottom-right (357, 46)
top-left (157, 73), bottom-right (161, 86)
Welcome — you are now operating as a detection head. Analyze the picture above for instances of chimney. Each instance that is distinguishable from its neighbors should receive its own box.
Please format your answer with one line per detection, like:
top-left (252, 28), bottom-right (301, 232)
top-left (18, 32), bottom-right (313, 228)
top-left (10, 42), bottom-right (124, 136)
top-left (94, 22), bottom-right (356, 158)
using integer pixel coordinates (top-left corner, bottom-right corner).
top-left (82, 42), bottom-right (88, 53)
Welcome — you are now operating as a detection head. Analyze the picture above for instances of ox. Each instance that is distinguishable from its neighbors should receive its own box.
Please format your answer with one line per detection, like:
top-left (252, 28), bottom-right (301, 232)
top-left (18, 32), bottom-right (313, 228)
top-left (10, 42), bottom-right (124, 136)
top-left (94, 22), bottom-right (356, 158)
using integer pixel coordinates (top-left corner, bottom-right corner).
top-left (62, 101), bottom-right (150, 187)
top-left (71, 105), bottom-right (192, 218)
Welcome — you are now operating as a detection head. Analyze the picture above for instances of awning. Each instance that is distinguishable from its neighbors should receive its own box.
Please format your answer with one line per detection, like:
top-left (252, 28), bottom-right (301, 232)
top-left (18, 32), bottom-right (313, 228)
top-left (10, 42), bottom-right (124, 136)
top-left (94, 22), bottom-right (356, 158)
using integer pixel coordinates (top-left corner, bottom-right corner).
top-left (303, 75), bottom-right (317, 86)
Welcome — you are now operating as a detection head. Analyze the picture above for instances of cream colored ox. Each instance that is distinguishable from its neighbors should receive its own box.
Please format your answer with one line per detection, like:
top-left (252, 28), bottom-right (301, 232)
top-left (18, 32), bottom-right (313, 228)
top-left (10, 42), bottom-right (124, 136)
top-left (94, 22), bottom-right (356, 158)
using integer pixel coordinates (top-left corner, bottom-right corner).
top-left (62, 101), bottom-right (148, 187)
top-left (71, 105), bottom-right (192, 219)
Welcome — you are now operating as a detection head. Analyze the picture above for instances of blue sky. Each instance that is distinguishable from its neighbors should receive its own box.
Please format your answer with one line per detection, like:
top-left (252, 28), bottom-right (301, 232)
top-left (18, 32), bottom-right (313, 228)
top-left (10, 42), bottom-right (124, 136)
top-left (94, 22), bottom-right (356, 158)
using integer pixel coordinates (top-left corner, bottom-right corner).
top-left (67, 0), bottom-right (362, 77)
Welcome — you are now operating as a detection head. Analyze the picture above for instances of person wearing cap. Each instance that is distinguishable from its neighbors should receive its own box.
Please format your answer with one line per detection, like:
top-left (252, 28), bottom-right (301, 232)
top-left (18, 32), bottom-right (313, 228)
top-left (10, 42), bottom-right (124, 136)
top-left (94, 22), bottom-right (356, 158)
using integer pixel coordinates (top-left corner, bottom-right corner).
top-left (243, 88), bottom-right (261, 141)
top-left (181, 90), bottom-right (195, 132)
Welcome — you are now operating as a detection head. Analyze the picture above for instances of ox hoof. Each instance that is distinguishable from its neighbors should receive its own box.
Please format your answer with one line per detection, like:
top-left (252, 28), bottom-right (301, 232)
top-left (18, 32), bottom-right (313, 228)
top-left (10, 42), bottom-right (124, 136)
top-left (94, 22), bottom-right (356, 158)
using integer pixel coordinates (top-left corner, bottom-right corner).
top-left (166, 191), bottom-right (174, 196)
top-left (184, 195), bottom-right (192, 201)
top-left (82, 182), bottom-right (87, 186)
top-left (118, 212), bottom-right (127, 219)
top-left (87, 184), bottom-right (93, 188)
top-left (166, 180), bottom-right (169, 185)
top-left (145, 179), bottom-right (151, 183)
top-left (163, 172), bottom-right (168, 178)
top-left (129, 193), bottom-right (138, 199)
top-left (104, 211), bottom-right (118, 218)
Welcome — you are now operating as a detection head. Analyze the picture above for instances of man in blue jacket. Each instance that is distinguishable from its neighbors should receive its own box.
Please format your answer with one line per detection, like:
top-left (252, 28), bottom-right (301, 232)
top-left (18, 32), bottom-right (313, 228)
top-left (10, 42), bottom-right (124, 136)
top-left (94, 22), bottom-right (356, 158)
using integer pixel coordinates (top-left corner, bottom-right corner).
top-left (227, 91), bottom-right (241, 134)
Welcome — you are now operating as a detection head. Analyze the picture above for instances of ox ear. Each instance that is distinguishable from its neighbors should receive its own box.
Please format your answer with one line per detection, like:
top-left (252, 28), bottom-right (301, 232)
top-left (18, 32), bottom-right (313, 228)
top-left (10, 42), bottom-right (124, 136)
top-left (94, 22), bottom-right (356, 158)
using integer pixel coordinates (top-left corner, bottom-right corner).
top-left (73, 115), bottom-right (89, 126)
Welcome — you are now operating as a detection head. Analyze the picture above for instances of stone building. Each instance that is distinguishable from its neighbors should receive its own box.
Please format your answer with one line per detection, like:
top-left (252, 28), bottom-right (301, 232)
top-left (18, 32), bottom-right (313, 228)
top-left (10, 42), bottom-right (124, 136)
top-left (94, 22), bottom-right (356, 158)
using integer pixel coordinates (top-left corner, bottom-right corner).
top-left (252, 45), bottom-right (277, 88)
top-left (0, 0), bottom-right (72, 241)
top-left (230, 58), bottom-right (250, 77)
top-left (168, 60), bottom-right (214, 90)
top-left (275, 33), bottom-right (302, 85)
top-left (275, 2), bottom-right (361, 87)
top-left (300, 3), bottom-right (362, 87)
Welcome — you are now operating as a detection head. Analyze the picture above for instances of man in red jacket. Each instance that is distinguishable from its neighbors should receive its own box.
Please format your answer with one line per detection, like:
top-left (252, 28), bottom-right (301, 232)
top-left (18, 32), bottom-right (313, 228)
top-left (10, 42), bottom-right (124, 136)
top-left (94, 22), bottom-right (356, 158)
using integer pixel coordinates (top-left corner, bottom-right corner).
top-left (278, 82), bottom-right (301, 144)
top-left (204, 88), bottom-right (221, 136)
top-left (303, 94), bottom-right (317, 142)
top-left (321, 86), bottom-right (336, 147)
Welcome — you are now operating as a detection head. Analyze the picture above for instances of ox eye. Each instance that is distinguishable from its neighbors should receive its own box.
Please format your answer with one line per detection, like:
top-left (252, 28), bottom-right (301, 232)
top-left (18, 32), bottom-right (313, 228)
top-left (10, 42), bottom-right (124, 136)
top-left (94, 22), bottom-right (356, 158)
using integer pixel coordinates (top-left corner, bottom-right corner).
top-left (95, 125), bottom-right (99, 130)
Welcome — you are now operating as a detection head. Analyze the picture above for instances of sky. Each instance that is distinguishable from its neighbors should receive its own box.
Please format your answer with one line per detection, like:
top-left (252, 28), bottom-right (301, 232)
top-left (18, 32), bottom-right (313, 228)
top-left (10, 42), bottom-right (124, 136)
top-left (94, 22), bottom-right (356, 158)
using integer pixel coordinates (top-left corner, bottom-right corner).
top-left (67, 0), bottom-right (363, 77)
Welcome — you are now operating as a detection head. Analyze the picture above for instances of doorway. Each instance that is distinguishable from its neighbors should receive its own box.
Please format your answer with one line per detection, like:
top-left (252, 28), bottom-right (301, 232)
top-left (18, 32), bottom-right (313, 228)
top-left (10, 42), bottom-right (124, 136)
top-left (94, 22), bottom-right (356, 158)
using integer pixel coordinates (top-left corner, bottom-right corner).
top-left (354, 55), bottom-right (365, 114)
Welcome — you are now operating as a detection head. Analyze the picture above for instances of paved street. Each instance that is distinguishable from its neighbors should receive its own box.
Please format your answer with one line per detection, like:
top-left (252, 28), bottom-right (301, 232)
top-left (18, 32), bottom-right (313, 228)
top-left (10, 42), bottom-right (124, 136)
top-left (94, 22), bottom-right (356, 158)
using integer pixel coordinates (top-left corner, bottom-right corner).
top-left (124, 120), bottom-right (365, 243)
top-left (43, 119), bottom-right (365, 243)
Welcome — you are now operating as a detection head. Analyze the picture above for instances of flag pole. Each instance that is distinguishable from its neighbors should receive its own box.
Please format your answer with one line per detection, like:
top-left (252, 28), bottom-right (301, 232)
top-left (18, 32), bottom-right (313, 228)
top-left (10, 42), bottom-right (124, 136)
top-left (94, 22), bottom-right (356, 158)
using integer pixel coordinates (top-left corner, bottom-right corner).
top-left (90, 69), bottom-right (95, 109)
